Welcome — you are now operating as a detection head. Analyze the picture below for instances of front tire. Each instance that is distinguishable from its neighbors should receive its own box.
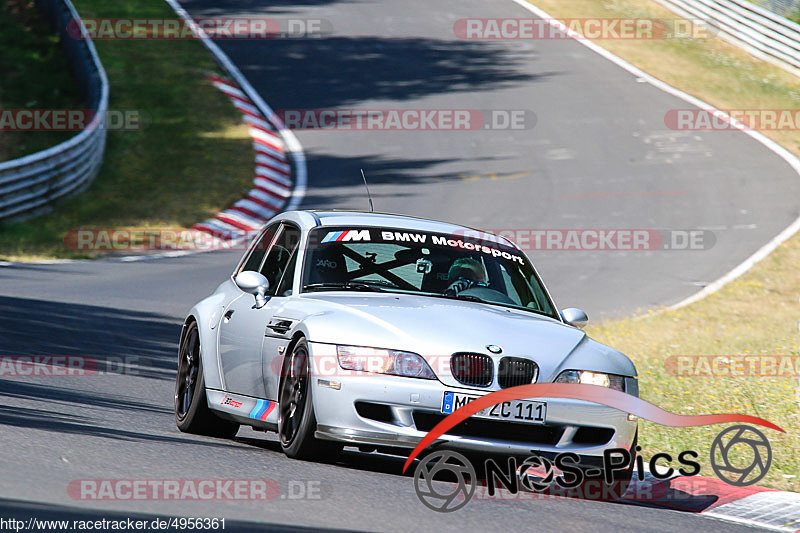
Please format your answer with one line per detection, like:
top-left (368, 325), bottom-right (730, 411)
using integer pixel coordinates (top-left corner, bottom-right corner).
top-left (175, 321), bottom-right (239, 438)
top-left (278, 338), bottom-right (341, 460)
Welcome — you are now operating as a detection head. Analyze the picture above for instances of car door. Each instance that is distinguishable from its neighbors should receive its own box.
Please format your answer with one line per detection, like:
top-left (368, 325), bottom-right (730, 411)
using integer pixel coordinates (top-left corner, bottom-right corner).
top-left (217, 223), bottom-right (279, 397)
top-left (218, 222), bottom-right (300, 398)
top-left (259, 225), bottom-right (303, 399)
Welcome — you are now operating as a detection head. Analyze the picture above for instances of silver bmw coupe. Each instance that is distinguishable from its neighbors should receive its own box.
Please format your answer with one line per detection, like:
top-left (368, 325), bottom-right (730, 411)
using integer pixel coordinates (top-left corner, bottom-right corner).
top-left (175, 210), bottom-right (638, 465)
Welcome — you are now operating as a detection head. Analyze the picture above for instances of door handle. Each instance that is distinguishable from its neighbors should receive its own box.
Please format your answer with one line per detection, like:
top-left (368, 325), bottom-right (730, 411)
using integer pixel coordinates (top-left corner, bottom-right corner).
top-left (223, 309), bottom-right (235, 322)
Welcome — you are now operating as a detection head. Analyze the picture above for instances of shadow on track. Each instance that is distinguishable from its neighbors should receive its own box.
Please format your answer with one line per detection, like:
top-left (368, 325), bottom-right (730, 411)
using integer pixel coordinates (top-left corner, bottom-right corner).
top-left (184, 0), bottom-right (347, 16)
top-left (183, 2), bottom-right (561, 205)
top-left (212, 32), bottom-right (557, 204)
top-left (222, 36), bottom-right (549, 110)
top-left (0, 295), bottom-right (219, 446)
top-left (0, 295), bottom-right (179, 380)
top-left (299, 152), bottom-right (527, 187)
top-left (0, 404), bottom-right (243, 449)
top-left (236, 435), bottom-right (416, 477)
top-left (235, 435), bottom-right (724, 513)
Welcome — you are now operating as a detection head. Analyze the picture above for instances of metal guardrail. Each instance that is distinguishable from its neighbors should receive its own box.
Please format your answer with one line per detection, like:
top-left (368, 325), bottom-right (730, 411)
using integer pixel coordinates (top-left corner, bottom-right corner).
top-left (654, 0), bottom-right (800, 76)
top-left (754, 0), bottom-right (800, 18)
top-left (0, 0), bottom-right (108, 221)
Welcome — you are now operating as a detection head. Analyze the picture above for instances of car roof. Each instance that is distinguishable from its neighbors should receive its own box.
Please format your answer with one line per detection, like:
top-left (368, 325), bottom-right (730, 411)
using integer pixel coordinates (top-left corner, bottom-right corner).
top-left (281, 210), bottom-right (516, 247)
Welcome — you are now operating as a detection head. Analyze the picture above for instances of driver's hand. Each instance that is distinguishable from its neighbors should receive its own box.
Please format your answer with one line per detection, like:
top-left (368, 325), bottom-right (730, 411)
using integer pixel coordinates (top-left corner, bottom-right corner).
top-left (443, 278), bottom-right (474, 296)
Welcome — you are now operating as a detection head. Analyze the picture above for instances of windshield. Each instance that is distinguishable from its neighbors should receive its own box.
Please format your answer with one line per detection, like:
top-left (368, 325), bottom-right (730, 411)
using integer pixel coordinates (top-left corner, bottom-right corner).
top-left (301, 226), bottom-right (558, 318)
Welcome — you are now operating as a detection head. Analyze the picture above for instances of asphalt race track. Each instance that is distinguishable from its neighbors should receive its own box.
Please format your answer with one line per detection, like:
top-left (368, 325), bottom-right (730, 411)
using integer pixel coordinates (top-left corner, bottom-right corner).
top-left (180, 0), bottom-right (800, 320)
top-left (1, 0), bottom-right (798, 530)
top-left (0, 262), bottom-right (767, 531)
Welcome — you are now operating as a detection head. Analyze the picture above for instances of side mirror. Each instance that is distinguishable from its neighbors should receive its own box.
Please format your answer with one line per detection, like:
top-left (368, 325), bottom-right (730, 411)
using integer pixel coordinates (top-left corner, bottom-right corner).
top-left (560, 307), bottom-right (588, 329)
top-left (235, 271), bottom-right (270, 309)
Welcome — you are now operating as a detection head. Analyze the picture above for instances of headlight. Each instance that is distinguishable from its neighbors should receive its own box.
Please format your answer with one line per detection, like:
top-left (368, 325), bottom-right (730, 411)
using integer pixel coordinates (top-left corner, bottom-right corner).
top-left (555, 370), bottom-right (626, 392)
top-left (336, 345), bottom-right (436, 379)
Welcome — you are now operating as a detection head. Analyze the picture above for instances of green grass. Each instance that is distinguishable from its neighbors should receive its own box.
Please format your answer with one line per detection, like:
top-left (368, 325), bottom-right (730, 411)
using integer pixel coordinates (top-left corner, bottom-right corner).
top-left (0, 0), bottom-right (83, 161)
top-left (587, 238), bottom-right (800, 491)
top-left (527, 0), bottom-right (800, 158)
top-left (0, 0), bottom-right (255, 260)
top-left (520, 0), bottom-right (800, 490)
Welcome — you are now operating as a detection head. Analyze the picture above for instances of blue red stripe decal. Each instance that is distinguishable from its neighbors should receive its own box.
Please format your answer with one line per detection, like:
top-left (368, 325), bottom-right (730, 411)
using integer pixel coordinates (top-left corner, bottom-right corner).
top-left (249, 399), bottom-right (275, 421)
top-left (321, 231), bottom-right (343, 243)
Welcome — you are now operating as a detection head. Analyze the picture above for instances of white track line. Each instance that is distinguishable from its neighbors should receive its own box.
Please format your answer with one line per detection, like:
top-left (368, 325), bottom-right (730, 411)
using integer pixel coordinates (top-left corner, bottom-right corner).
top-left (188, 77), bottom-right (288, 238)
top-left (163, 0), bottom-right (307, 211)
top-left (511, 0), bottom-right (800, 312)
top-left (704, 491), bottom-right (800, 532)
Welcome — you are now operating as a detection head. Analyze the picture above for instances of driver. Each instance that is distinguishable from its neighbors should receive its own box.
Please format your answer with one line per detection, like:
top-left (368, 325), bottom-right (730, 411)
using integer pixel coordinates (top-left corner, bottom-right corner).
top-left (443, 257), bottom-right (488, 295)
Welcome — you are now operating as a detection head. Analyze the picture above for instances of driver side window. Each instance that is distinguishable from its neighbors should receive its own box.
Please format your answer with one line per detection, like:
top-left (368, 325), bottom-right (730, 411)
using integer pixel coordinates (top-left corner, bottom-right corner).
top-left (260, 224), bottom-right (301, 296)
top-left (239, 223), bottom-right (280, 275)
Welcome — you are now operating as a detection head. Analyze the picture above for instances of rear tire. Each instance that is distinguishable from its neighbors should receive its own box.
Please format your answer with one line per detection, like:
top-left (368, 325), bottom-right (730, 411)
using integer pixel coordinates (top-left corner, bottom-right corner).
top-left (175, 321), bottom-right (239, 438)
top-left (278, 338), bottom-right (341, 460)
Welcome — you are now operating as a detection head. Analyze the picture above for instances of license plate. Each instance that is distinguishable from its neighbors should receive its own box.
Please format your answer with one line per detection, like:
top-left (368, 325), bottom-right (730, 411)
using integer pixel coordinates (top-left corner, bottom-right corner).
top-left (441, 391), bottom-right (546, 424)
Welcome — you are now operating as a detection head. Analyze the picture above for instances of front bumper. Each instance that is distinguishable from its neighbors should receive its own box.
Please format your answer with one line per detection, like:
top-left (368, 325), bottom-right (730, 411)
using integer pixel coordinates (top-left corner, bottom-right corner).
top-left (309, 342), bottom-right (638, 458)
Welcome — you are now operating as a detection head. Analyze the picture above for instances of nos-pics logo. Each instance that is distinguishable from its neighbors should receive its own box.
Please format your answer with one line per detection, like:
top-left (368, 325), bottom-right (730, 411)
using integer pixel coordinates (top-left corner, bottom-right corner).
top-left (413, 424), bottom-right (773, 513)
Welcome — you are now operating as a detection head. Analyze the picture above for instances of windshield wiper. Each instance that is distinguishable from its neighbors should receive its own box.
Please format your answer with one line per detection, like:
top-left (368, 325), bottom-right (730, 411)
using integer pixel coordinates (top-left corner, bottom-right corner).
top-left (436, 292), bottom-right (486, 303)
top-left (302, 282), bottom-right (386, 293)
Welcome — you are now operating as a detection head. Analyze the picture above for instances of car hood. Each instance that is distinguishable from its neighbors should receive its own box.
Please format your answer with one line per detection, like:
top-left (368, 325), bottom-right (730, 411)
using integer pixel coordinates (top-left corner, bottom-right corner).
top-left (280, 292), bottom-right (636, 385)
